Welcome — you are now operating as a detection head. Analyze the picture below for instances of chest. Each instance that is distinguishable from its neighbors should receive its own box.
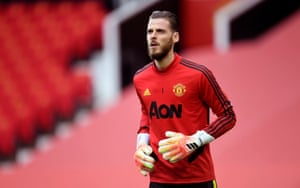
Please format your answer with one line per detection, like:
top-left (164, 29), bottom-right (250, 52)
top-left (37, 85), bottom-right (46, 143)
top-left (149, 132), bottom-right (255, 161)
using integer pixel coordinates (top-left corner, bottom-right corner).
top-left (138, 72), bottom-right (201, 106)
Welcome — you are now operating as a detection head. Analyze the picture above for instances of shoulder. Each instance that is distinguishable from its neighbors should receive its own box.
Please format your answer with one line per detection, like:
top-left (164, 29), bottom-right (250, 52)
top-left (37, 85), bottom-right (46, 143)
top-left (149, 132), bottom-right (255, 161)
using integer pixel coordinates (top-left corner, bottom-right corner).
top-left (134, 63), bottom-right (152, 77)
top-left (133, 62), bottom-right (152, 83)
top-left (180, 58), bottom-right (214, 78)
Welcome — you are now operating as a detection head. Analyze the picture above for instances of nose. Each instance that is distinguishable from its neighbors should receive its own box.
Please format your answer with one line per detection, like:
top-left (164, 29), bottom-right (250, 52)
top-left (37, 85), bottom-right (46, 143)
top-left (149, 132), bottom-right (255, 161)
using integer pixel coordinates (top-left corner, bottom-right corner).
top-left (150, 32), bottom-right (156, 39)
top-left (148, 31), bottom-right (157, 39)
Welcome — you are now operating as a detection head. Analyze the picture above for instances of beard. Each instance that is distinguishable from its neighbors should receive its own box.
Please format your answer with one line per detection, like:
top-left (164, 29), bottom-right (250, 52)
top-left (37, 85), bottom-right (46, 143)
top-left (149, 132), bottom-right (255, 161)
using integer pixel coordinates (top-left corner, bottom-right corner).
top-left (148, 38), bottom-right (173, 61)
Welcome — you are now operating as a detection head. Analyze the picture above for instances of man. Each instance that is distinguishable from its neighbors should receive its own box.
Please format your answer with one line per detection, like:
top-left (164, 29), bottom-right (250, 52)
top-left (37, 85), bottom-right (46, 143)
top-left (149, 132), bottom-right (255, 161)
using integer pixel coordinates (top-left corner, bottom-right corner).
top-left (133, 10), bottom-right (236, 188)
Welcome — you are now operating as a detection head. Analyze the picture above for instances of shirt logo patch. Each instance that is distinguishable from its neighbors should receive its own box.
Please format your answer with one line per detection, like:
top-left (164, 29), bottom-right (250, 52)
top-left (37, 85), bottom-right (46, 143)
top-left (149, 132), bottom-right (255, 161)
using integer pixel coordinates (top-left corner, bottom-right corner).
top-left (143, 88), bottom-right (151, 96)
top-left (173, 83), bottom-right (186, 97)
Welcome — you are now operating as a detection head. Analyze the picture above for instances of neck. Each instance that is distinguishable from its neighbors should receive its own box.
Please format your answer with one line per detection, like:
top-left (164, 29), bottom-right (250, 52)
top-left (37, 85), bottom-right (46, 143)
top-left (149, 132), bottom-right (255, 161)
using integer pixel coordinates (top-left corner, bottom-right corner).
top-left (154, 51), bottom-right (175, 71)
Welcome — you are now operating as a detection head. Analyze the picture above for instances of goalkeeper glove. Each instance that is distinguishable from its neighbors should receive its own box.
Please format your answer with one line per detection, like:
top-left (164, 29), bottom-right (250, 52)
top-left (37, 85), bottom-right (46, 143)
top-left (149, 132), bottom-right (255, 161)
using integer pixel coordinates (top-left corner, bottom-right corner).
top-left (158, 130), bottom-right (214, 163)
top-left (134, 144), bottom-right (155, 176)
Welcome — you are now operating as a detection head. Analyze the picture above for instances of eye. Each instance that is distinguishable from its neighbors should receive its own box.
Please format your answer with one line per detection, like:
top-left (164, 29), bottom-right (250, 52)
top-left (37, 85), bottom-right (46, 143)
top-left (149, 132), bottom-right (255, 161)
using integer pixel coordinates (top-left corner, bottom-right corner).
top-left (147, 29), bottom-right (153, 34)
top-left (156, 29), bottom-right (165, 33)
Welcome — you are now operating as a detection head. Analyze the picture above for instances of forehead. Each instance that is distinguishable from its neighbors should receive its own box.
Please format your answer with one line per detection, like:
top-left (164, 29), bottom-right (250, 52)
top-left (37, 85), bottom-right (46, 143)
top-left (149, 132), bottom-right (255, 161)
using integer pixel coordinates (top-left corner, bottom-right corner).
top-left (147, 18), bottom-right (171, 30)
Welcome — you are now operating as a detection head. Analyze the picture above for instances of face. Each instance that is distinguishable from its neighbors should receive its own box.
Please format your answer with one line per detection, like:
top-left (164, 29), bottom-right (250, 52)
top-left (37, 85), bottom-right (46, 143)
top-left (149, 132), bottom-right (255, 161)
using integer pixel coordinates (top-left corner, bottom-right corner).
top-left (147, 18), bottom-right (178, 61)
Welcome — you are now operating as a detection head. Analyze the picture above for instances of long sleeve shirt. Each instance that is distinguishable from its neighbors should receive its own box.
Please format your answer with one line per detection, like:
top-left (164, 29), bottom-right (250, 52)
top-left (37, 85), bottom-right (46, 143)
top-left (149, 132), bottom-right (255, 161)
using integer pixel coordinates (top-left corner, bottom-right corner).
top-left (133, 53), bottom-right (236, 184)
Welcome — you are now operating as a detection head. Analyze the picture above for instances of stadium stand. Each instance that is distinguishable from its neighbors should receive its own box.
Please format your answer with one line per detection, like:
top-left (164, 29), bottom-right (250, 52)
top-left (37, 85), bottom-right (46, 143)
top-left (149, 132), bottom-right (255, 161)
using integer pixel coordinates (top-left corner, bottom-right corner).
top-left (0, 0), bottom-right (108, 159)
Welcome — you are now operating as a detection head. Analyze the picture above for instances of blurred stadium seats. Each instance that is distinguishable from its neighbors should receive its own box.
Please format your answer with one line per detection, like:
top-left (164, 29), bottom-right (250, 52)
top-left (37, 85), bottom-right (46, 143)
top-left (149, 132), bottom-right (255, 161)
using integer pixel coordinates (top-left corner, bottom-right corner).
top-left (0, 0), bottom-right (108, 159)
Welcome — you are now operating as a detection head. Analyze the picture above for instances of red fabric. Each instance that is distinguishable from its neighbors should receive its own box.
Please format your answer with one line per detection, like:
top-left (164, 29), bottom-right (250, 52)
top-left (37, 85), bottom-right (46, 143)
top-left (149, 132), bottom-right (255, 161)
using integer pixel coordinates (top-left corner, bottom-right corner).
top-left (133, 54), bottom-right (236, 183)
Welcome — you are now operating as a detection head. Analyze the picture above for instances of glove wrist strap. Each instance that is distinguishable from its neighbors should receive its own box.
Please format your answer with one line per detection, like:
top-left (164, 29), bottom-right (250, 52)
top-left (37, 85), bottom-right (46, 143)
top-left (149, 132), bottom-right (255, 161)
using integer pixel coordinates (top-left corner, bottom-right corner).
top-left (136, 133), bottom-right (150, 149)
top-left (193, 130), bottom-right (215, 147)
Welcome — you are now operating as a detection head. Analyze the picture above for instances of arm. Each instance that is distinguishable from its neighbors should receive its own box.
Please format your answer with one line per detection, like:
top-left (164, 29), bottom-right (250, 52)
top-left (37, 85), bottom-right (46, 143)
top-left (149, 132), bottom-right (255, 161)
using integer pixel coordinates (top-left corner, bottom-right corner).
top-left (133, 92), bottom-right (155, 176)
top-left (159, 65), bottom-right (236, 163)
top-left (199, 65), bottom-right (236, 139)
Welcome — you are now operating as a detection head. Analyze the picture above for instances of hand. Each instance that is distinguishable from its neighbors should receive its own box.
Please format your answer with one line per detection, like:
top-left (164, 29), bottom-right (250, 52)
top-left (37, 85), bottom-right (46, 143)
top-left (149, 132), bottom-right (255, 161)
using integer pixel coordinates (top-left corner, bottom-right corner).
top-left (158, 131), bottom-right (202, 163)
top-left (134, 144), bottom-right (155, 176)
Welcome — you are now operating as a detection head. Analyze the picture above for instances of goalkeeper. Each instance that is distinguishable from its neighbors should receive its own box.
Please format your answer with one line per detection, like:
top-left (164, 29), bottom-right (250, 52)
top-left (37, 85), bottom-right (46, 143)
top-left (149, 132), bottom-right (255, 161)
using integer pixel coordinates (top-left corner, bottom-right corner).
top-left (133, 10), bottom-right (236, 188)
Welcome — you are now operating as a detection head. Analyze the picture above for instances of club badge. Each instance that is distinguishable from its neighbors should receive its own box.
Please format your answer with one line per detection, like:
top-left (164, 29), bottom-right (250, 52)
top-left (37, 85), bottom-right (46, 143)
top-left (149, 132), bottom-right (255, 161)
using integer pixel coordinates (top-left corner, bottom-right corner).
top-left (173, 83), bottom-right (186, 97)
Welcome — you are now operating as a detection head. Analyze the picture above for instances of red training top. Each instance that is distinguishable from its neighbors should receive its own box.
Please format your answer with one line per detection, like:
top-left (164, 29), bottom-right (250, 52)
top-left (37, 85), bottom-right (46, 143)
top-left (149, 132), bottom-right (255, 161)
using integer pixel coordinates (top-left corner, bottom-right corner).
top-left (133, 53), bottom-right (236, 184)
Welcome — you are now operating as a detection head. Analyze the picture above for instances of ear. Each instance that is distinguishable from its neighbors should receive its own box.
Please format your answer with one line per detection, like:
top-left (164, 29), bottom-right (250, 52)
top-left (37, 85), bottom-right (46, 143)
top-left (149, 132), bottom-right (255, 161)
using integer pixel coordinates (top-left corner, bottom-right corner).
top-left (173, 32), bottom-right (179, 43)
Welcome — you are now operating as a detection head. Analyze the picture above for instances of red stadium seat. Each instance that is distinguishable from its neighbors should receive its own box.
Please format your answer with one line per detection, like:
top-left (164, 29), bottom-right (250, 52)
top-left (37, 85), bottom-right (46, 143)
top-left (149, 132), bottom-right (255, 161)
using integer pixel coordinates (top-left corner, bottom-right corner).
top-left (0, 0), bottom-right (108, 160)
top-left (0, 109), bottom-right (17, 159)
top-left (71, 66), bottom-right (93, 108)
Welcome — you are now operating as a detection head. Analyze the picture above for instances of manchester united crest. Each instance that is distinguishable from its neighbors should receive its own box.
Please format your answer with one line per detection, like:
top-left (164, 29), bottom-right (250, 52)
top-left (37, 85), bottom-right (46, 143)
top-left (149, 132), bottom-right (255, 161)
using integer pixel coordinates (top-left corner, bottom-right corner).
top-left (172, 83), bottom-right (186, 97)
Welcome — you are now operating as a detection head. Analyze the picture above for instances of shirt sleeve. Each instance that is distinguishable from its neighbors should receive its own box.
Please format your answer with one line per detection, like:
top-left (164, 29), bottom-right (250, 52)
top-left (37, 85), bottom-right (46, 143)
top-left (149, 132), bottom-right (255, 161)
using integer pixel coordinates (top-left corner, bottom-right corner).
top-left (199, 66), bottom-right (236, 138)
top-left (136, 92), bottom-right (150, 134)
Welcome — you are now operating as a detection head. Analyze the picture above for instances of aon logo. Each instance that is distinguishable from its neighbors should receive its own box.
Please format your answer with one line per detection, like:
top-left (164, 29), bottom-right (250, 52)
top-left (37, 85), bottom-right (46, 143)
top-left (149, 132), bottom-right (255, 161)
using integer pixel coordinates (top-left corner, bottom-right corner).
top-left (149, 101), bottom-right (182, 119)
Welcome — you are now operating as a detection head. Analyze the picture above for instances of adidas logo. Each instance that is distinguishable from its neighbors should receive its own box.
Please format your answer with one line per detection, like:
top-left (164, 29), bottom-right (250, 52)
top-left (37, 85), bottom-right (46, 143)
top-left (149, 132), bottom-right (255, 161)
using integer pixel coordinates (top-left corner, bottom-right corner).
top-left (186, 142), bottom-right (198, 151)
top-left (143, 88), bottom-right (151, 96)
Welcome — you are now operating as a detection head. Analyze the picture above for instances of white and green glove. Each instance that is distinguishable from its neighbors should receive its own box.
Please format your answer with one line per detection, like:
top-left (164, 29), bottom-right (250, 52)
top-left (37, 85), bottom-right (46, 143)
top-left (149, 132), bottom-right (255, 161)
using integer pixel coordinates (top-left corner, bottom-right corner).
top-left (134, 144), bottom-right (155, 176)
top-left (134, 133), bottom-right (155, 176)
top-left (158, 130), bottom-right (214, 163)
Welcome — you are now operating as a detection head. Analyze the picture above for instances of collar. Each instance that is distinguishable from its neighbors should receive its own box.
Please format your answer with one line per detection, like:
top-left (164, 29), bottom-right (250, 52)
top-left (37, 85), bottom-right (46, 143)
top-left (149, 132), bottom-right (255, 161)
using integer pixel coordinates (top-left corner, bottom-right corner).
top-left (152, 53), bottom-right (182, 73)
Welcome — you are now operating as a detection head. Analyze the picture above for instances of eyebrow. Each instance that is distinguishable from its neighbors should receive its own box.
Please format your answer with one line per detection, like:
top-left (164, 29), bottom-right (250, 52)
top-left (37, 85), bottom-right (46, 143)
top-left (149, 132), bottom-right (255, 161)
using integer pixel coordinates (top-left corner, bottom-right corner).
top-left (147, 28), bottom-right (166, 32)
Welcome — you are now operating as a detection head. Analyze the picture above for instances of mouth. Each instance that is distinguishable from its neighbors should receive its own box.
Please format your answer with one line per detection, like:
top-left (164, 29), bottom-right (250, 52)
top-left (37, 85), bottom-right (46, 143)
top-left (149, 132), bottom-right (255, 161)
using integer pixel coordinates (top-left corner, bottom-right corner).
top-left (150, 41), bottom-right (159, 47)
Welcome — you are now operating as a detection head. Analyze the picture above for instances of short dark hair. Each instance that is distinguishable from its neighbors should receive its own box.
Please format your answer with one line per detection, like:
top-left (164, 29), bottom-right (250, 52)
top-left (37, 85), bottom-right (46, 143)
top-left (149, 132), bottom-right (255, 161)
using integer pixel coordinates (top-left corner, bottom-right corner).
top-left (149, 10), bottom-right (179, 32)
